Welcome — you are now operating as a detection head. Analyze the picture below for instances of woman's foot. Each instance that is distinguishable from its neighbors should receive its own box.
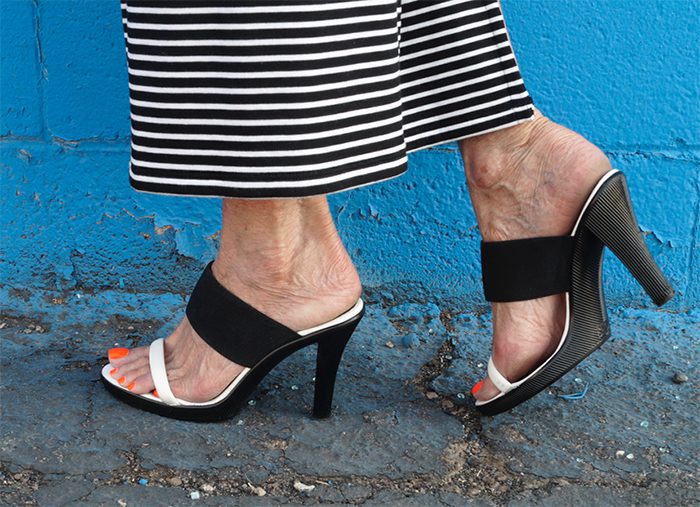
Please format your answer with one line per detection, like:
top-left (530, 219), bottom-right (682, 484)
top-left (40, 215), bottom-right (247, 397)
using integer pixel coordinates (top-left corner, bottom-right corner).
top-left (107, 197), bottom-right (362, 402)
top-left (459, 108), bottom-right (612, 402)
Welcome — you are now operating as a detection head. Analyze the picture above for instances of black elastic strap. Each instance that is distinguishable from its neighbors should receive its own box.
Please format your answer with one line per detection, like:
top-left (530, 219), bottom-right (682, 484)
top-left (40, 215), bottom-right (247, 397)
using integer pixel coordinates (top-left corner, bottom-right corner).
top-left (185, 261), bottom-right (299, 367)
top-left (480, 235), bottom-right (574, 302)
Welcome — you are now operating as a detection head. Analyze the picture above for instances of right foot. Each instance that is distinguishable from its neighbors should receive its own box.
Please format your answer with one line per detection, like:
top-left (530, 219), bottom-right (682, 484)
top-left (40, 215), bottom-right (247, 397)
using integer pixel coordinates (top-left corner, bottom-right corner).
top-left (459, 108), bottom-right (612, 402)
top-left (107, 198), bottom-right (362, 403)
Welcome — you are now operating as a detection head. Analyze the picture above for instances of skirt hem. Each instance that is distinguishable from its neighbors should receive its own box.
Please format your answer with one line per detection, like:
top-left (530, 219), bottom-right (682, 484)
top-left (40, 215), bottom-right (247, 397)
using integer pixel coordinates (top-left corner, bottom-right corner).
top-left (128, 105), bottom-right (535, 200)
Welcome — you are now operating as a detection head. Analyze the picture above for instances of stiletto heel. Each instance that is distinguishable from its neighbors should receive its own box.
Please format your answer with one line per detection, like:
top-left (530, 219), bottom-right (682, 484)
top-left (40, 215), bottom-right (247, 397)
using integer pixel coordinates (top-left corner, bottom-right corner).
top-left (582, 172), bottom-right (674, 306)
top-left (475, 168), bottom-right (675, 415)
top-left (101, 260), bottom-right (365, 422)
top-left (313, 321), bottom-right (359, 419)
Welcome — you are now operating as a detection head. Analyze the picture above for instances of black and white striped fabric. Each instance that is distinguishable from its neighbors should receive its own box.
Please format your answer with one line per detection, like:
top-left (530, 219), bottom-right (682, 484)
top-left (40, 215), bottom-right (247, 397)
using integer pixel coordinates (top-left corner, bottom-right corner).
top-left (120, 0), bottom-right (534, 198)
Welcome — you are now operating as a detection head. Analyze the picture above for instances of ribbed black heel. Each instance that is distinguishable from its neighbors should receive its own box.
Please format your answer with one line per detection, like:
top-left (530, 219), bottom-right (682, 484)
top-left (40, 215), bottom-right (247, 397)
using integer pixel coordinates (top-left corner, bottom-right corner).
top-left (582, 172), bottom-right (675, 306)
top-left (475, 168), bottom-right (676, 416)
top-left (312, 319), bottom-right (361, 419)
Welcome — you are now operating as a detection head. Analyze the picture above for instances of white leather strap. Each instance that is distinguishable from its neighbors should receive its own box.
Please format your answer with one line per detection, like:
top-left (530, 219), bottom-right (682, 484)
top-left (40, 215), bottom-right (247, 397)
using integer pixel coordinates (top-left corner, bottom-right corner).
top-left (487, 356), bottom-right (515, 394)
top-left (149, 339), bottom-right (180, 406)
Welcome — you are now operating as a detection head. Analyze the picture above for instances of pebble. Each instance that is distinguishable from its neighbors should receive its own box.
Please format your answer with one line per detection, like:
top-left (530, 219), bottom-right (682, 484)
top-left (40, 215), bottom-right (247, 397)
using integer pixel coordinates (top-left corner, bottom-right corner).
top-left (201, 484), bottom-right (215, 493)
top-left (615, 450), bottom-right (625, 458)
top-left (190, 491), bottom-right (200, 500)
top-left (385, 341), bottom-right (395, 348)
top-left (291, 385), bottom-right (299, 391)
top-left (247, 483), bottom-right (266, 496)
top-left (167, 477), bottom-right (182, 486)
top-left (425, 391), bottom-right (439, 400)
top-left (626, 453), bottom-right (635, 460)
top-left (137, 478), bottom-right (148, 486)
top-left (441, 399), bottom-right (455, 410)
top-left (672, 372), bottom-right (688, 384)
top-left (293, 480), bottom-right (316, 493)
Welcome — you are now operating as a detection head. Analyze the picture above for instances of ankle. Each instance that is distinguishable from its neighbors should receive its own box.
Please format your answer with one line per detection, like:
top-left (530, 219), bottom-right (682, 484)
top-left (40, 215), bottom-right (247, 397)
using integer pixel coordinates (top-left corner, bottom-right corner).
top-left (213, 239), bottom-right (358, 294)
top-left (212, 197), bottom-right (361, 304)
top-left (460, 108), bottom-right (546, 190)
top-left (459, 110), bottom-right (613, 242)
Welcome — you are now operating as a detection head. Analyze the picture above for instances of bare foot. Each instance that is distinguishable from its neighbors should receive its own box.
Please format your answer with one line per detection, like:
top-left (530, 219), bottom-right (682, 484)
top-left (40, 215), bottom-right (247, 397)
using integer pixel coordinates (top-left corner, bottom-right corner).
top-left (459, 108), bottom-right (612, 402)
top-left (106, 198), bottom-right (362, 402)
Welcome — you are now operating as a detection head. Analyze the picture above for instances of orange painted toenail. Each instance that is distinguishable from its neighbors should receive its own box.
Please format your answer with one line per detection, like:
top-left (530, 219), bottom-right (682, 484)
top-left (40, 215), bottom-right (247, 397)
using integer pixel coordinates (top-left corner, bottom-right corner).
top-left (118, 376), bottom-right (126, 385)
top-left (108, 348), bottom-right (129, 360)
top-left (471, 380), bottom-right (484, 396)
top-left (110, 368), bottom-right (118, 376)
top-left (127, 382), bottom-right (135, 391)
top-left (152, 389), bottom-right (159, 398)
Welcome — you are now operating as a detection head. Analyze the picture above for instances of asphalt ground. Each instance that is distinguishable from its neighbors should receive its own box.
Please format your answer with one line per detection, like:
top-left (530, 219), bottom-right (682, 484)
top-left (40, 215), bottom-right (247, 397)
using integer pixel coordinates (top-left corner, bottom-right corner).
top-left (1, 288), bottom-right (697, 506)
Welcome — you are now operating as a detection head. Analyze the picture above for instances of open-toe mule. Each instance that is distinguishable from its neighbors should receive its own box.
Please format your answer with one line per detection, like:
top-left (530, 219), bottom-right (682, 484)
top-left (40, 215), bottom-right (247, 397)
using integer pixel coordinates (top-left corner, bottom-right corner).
top-left (101, 261), bottom-right (365, 422)
top-left (475, 168), bottom-right (675, 415)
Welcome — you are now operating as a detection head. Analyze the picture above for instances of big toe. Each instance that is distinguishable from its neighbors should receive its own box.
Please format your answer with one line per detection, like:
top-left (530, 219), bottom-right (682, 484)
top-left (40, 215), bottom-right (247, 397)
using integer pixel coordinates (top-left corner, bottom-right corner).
top-left (108, 346), bottom-right (144, 364)
top-left (472, 377), bottom-right (501, 402)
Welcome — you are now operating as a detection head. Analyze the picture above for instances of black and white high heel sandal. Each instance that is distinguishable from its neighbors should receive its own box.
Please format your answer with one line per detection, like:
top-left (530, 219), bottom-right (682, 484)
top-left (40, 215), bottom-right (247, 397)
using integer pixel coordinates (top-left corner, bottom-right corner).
top-left (101, 261), bottom-right (364, 422)
top-left (475, 169), bottom-right (675, 415)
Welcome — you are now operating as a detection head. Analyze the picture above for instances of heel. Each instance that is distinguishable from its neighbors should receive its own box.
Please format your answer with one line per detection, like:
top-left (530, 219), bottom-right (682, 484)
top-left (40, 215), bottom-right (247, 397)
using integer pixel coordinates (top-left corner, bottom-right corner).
top-left (312, 320), bottom-right (360, 419)
top-left (583, 171), bottom-right (674, 306)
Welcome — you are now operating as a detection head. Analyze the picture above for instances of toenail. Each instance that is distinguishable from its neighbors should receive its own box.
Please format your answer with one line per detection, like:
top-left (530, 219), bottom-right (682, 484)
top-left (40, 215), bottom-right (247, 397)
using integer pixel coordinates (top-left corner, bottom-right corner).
top-left (471, 380), bottom-right (484, 396)
top-left (108, 348), bottom-right (129, 360)
top-left (118, 376), bottom-right (126, 385)
top-left (152, 389), bottom-right (159, 398)
top-left (110, 368), bottom-right (118, 376)
top-left (127, 382), bottom-right (135, 391)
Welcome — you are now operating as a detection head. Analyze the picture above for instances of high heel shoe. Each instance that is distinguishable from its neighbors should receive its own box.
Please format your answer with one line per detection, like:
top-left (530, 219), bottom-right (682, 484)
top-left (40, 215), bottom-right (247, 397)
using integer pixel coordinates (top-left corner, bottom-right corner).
top-left (475, 169), bottom-right (674, 415)
top-left (101, 261), bottom-right (364, 422)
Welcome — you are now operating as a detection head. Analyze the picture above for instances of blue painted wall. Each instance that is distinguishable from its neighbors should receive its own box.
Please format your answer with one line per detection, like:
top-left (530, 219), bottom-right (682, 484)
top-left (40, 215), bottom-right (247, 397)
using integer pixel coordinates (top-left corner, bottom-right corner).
top-left (2, 0), bottom-right (699, 310)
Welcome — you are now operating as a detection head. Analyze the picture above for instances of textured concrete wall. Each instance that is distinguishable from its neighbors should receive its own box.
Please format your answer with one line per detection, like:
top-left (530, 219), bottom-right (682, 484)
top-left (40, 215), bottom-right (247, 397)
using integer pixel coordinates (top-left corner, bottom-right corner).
top-left (2, 0), bottom-right (698, 310)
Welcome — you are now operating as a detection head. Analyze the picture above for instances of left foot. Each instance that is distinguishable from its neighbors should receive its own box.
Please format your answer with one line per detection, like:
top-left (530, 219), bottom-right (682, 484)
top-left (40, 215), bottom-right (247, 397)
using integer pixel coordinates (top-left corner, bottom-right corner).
top-left (105, 197), bottom-right (362, 403)
top-left (459, 108), bottom-right (612, 402)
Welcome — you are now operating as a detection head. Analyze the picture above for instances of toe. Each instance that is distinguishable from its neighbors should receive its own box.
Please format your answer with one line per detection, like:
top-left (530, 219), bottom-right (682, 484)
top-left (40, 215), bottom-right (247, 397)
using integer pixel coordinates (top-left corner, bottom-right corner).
top-left (472, 377), bottom-right (501, 402)
top-left (107, 345), bottom-right (148, 367)
top-left (127, 371), bottom-right (156, 395)
top-left (110, 357), bottom-right (148, 380)
top-left (107, 347), bottom-right (130, 362)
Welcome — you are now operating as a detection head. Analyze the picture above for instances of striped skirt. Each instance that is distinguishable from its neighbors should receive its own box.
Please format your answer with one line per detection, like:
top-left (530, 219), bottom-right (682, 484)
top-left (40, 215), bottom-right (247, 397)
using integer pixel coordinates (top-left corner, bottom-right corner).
top-left (120, 0), bottom-right (534, 199)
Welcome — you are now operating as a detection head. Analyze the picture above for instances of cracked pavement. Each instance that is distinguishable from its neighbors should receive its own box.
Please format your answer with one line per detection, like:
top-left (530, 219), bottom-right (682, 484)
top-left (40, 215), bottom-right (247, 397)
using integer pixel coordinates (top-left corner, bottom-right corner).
top-left (1, 287), bottom-right (698, 506)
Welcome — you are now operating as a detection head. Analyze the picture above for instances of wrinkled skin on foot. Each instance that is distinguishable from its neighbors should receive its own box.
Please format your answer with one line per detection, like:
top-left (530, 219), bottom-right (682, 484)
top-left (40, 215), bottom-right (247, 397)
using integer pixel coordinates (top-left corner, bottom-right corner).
top-left (459, 108), bottom-right (612, 402)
